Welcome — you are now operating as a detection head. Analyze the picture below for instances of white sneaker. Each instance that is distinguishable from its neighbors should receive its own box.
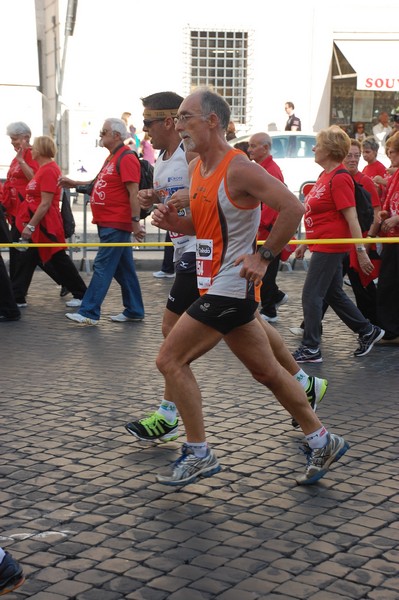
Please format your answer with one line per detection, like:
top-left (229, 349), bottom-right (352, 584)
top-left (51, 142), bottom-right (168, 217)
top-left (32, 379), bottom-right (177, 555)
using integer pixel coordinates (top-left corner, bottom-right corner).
top-left (275, 293), bottom-right (289, 309)
top-left (152, 271), bottom-right (175, 279)
top-left (110, 313), bottom-right (144, 322)
top-left (65, 312), bottom-right (98, 325)
top-left (260, 313), bottom-right (278, 323)
top-left (289, 327), bottom-right (304, 336)
top-left (65, 298), bottom-right (82, 308)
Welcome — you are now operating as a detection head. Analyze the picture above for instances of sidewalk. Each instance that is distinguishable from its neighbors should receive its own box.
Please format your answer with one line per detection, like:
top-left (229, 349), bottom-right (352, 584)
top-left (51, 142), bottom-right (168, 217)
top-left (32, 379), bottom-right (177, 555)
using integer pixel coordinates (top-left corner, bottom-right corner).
top-left (1, 268), bottom-right (399, 599)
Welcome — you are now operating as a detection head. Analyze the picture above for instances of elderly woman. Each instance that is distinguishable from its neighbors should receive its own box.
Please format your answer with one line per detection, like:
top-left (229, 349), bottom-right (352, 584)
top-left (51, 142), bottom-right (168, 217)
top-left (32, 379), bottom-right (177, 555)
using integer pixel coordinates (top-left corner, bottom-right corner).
top-left (1, 122), bottom-right (39, 287)
top-left (1, 122), bottom-right (71, 304)
top-left (342, 139), bottom-right (381, 324)
top-left (368, 131), bottom-right (399, 343)
top-left (14, 135), bottom-right (86, 303)
top-left (293, 125), bottom-right (384, 363)
top-left (361, 136), bottom-right (387, 180)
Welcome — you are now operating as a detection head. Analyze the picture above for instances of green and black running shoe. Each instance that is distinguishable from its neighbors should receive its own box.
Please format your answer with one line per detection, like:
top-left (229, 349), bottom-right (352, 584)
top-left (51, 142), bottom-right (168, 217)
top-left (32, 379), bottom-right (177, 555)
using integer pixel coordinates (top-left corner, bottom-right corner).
top-left (125, 412), bottom-right (179, 442)
top-left (292, 376), bottom-right (328, 429)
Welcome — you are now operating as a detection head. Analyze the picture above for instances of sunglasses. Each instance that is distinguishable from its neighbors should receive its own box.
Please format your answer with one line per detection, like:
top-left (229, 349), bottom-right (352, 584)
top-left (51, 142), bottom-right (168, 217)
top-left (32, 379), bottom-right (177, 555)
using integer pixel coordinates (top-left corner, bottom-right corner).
top-left (143, 118), bottom-right (165, 128)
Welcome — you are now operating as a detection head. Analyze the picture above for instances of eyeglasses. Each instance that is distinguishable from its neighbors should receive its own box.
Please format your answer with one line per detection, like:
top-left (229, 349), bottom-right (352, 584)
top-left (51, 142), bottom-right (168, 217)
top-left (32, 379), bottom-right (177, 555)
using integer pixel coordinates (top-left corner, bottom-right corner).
top-left (99, 129), bottom-right (112, 136)
top-left (347, 153), bottom-right (361, 159)
top-left (143, 118), bottom-right (165, 128)
top-left (173, 113), bottom-right (206, 125)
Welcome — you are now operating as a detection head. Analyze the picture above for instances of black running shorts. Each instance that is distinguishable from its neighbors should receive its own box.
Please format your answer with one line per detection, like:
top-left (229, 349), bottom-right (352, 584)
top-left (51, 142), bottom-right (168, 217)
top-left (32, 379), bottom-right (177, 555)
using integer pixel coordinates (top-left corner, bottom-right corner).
top-left (186, 294), bottom-right (258, 334)
top-left (166, 271), bottom-right (200, 315)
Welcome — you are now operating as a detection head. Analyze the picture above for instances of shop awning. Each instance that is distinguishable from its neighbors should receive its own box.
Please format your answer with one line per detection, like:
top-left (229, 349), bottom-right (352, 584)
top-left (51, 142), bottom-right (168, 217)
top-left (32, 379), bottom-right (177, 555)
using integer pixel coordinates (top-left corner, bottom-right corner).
top-left (334, 40), bottom-right (399, 91)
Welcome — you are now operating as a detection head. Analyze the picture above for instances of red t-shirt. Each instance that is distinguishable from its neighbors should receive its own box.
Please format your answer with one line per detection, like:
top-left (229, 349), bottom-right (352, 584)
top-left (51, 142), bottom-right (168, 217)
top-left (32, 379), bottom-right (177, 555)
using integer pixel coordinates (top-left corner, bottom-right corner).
top-left (382, 169), bottom-right (399, 237)
top-left (258, 155), bottom-right (284, 239)
top-left (1, 149), bottom-right (39, 219)
top-left (304, 165), bottom-right (354, 253)
top-left (25, 161), bottom-right (61, 206)
top-left (362, 161), bottom-right (387, 179)
top-left (90, 145), bottom-right (140, 231)
top-left (16, 161), bottom-right (65, 263)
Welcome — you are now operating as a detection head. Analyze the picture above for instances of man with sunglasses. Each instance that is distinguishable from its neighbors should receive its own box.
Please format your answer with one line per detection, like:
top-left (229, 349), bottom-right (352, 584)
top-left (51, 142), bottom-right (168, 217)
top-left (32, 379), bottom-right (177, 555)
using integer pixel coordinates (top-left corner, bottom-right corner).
top-left (60, 118), bottom-right (145, 325)
top-left (125, 91), bottom-right (198, 441)
top-left (150, 88), bottom-right (348, 487)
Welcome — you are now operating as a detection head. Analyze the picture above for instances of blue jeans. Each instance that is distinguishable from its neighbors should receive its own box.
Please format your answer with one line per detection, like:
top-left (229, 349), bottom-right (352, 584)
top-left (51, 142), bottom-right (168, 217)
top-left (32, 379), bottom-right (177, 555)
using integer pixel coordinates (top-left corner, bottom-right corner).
top-left (78, 227), bottom-right (144, 321)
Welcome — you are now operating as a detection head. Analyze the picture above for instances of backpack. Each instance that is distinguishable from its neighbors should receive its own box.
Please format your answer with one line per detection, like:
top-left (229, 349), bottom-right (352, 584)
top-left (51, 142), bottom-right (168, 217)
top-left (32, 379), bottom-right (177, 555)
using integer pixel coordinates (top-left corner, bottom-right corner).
top-left (330, 169), bottom-right (374, 233)
top-left (60, 190), bottom-right (76, 238)
top-left (116, 149), bottom-right (154, 220)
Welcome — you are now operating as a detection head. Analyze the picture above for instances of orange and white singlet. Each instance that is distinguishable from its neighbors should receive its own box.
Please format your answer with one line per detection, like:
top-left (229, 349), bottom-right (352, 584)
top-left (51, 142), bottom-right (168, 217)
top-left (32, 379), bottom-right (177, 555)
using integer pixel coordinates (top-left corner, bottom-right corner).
top-left (190, 148), bottom-right (261, 300)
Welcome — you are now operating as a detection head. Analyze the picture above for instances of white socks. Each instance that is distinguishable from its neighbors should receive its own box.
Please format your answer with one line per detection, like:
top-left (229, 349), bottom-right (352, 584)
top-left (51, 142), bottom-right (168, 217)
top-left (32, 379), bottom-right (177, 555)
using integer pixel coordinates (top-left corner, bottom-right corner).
top-left (157, 400), bottom-right (177, 423)
top-left (294, 368), bottom-right (309, 389)
top-left (306, 426), bottom-right (328, 449)
top-left (186, 442), bottom-right (208, 458)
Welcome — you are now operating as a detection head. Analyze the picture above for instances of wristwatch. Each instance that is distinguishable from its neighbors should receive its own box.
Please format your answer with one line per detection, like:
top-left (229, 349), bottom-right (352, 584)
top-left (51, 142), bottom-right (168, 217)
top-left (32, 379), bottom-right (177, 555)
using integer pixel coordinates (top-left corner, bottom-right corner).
top-left (26, 224), bottom-right (35, 232)
top-left (258, 246), bottom-right (275, 262)
top-left (132, 216), bottom-right (141, 223)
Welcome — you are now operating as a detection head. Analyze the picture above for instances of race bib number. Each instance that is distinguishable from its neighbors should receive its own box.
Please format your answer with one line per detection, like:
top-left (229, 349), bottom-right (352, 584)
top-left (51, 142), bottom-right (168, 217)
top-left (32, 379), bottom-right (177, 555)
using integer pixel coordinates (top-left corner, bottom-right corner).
top-left (196, 239), bottom-right (213, 289)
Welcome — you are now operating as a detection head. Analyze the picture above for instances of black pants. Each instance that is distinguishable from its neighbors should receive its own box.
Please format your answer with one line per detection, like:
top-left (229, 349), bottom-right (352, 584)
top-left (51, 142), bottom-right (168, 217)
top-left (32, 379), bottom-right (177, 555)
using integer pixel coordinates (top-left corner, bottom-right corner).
top-left (10, 223), bottom-right (64, 289)
top-left (0, 253), bottom-right (20, 319)
top-left (161, 231), bottom-right (175, 274)
top-left (377, 244), bottom-right (399, 338)
top-left (11, 248), bottom-right (87, 304)
top-left (259, 253), bottom-right (283, 317)
top-left (343, 254), bottom-right (377, 324)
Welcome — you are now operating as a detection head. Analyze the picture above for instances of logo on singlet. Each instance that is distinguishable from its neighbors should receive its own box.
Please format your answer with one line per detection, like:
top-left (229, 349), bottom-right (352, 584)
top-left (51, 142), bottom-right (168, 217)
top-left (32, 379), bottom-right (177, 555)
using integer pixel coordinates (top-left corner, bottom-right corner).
top-left (198, 244), bottom-right (211, 256)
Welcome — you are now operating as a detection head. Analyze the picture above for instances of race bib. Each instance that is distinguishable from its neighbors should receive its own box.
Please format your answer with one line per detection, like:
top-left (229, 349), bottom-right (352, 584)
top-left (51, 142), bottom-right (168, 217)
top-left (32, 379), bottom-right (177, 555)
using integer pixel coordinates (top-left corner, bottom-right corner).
top-left (196, 239), bottom-right (213, 289)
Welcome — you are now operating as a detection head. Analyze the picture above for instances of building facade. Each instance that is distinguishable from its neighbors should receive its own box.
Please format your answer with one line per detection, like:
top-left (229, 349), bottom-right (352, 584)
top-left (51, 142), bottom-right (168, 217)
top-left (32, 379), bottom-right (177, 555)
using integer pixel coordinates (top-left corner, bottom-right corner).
top-left (1, 0), bottom-right (398, 177)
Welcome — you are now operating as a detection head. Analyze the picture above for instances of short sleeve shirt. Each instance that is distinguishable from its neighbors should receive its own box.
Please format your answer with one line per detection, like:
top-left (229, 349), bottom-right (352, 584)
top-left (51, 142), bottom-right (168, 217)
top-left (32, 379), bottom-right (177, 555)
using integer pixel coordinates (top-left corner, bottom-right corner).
top-left (304, 166), bottom-right (354, 252)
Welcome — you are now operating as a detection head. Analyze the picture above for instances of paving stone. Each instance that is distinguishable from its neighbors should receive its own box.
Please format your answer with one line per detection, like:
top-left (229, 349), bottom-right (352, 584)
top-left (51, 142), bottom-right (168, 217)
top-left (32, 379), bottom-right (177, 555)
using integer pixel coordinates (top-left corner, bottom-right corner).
top-left (1, 268), bottom-right (399, 599)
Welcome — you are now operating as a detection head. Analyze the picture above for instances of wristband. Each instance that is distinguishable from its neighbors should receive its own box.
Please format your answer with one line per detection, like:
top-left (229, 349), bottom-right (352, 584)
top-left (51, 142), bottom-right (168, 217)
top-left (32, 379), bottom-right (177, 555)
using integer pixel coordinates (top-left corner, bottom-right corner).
top-left (132, 216), bottom-right (141, 222)
top-left (26, 224), bottom-right (35, 232)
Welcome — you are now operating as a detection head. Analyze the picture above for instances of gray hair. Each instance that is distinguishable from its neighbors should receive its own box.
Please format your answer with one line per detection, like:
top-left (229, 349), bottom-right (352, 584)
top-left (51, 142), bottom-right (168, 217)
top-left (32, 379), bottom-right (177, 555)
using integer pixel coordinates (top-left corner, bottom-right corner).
top-left (6, 121), bottom-right (31, 137)
top-left (104, 118), bottom-right (128, 140)
top-left (257, 132), bottom-right (272, 148)
top-left (196, 88), bottom-right (231, 131)
top-left (362, 136), bottom-right (379, 153)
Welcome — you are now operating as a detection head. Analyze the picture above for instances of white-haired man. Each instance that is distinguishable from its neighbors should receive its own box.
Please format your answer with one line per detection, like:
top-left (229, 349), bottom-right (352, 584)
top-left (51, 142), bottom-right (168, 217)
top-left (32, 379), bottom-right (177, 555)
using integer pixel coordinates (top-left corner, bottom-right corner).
top-left (60, 118), bottom-right (145, 325)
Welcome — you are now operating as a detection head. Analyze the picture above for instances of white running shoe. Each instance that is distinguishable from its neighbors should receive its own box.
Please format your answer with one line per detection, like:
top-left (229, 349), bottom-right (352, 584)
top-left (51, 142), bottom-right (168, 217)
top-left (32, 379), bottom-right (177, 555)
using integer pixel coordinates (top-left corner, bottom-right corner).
top-left (110, 313), bottom-right (144, 322)
top-left (275, 293), bottom-right (289, 309)
top-left (289, 327), bottom-right (304, 336)
top-left (156, 444), bottom-right (221, 486)
top-left (153, 271), bottom-right (175, 279)
top-left (260, 313), bottom-right (278, 323)
top-left (65, 312), bottom-right (98, 325)
top-left (65, 298), bottom-right (82, 308)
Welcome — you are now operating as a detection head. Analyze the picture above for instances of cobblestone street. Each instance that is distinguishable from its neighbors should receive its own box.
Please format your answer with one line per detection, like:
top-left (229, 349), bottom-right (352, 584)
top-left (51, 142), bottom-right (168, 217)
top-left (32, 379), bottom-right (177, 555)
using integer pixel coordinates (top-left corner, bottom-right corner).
top-left (1, 265), bottom-right (398, 600)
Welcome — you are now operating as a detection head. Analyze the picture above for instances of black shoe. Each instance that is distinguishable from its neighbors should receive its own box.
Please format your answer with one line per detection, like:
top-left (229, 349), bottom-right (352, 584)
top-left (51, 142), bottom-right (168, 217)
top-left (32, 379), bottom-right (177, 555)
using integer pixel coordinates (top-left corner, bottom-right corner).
top-left (60, 286), bottom-right (70, 297)
top-left (0, 314), bottom-right (21, 322)
top-left (0, 552), bottom-right (25, 595)
top-left (354, 325), bottom-right (385, 357)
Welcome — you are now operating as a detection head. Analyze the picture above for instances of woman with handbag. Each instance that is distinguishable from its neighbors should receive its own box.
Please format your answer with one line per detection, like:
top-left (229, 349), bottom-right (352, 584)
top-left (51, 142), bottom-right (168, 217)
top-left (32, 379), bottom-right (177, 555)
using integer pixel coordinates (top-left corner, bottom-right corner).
top-left (13, 135), bottom-right (87, 306)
